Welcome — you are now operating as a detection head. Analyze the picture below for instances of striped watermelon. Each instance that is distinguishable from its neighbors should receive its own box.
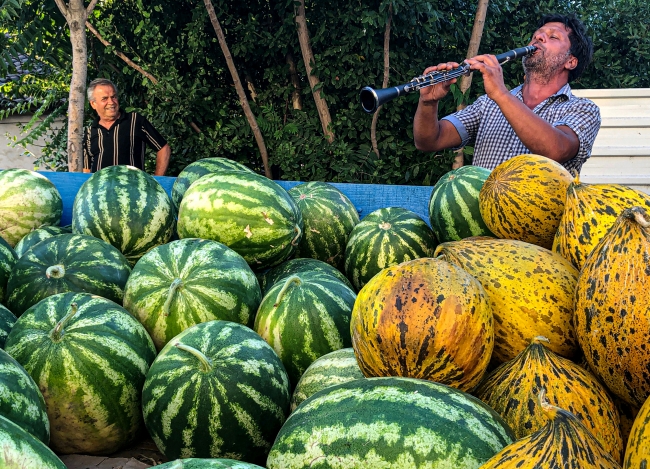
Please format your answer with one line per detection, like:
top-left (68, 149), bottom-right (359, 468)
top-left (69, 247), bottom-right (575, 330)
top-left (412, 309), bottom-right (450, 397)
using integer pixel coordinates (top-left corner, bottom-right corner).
top-left (5, 234), bottom-right (131, 317)
top-left (267, 377), bottom-right (515, 469)
top-left (156, 459), bottom-right (266, 468)
top-left (142, 320), bottom-right (290, 464)
top-left (0, 236), bottom-right (16, 302)
top-left (288, 182), bottom-right (360, 269)
top-left (172, 157), bottom-right (254, 213)
top-left (0, 169), bottom-right (63, 247)
top-left (177, 171), bottom-right (303, 271)
top-left (258, 257), bottom-right (354, 296)
top-left (0, 348), bottom-right (49, 444)
top-left (0, 304), bottom-right (16, 349)
top-left (0, 414), bottom-right (66, 469)
top-left (290, 347), bottom-right (364, 412)
top-left (254, 270), bottom-right (357, 387)
top-left (5, 292), bottom-right (157, 455)
top-left (428, 165), bottom-right (495, 242)
top-left (344, 207), bottom-right (438, 291)
top-left (14, 225), bottom-right (71, 258)
top-left (123, 238), bottom-right (261, 350)
top-left (71, 165), bottom-right (175, 265)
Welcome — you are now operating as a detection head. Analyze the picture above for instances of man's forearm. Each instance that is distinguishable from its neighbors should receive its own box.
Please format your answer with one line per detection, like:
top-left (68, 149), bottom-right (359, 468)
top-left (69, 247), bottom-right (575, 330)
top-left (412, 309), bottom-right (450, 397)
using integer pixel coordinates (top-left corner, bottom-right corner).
top-left (492, 93), bottom-right (579, 163)
top-left (154, 144), bottom-right (171, 176)
top-left (414, 100), bottom-right (443, 152)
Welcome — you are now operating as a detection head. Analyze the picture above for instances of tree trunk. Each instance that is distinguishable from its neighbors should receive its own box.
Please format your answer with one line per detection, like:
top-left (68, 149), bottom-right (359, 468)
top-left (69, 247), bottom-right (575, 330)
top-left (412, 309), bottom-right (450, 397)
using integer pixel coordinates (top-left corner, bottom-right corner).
top-left (452, 0), bottom-right (489, 169)
top-left (295, 0), bottom-right (334, 143)
top-left (203, 0), bottom-right (271, 178)
top-left (286, 52), bottom-right (303, 110)
top-left (54, 0), bottom-right (98, 172)
top-left (371, 4), bottom-right (392, 158)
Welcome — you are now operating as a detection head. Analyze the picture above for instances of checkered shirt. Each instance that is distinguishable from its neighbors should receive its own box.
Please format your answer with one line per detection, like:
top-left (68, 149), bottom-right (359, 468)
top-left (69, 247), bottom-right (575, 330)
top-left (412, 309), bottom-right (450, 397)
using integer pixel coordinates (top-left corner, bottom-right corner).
top-left (441, 83), bottom-right (601, 173)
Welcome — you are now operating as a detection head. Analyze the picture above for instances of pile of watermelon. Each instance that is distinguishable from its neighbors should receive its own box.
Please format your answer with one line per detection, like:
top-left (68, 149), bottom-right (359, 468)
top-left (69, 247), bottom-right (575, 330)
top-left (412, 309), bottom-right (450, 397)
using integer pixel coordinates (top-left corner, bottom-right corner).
top-left (0, 154), bottom-right (649, 468)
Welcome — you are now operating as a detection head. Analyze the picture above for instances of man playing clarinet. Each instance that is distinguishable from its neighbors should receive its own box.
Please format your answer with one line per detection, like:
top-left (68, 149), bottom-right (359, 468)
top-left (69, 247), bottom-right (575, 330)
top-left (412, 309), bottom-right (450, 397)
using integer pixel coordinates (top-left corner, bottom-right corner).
top-left (413, 13), bottom-right (600, 174)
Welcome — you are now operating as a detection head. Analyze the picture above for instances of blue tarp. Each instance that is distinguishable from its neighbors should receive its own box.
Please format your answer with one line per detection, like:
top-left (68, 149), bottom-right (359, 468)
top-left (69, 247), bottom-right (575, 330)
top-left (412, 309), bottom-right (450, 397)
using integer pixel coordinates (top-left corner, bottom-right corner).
top-left (39, 172), bottom-right (434, 227)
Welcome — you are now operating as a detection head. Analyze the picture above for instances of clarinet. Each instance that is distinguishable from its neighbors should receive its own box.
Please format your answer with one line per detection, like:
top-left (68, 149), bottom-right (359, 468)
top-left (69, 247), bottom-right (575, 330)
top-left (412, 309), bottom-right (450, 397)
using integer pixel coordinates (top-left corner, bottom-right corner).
top-left (359, 45), bottom-right (537, 114)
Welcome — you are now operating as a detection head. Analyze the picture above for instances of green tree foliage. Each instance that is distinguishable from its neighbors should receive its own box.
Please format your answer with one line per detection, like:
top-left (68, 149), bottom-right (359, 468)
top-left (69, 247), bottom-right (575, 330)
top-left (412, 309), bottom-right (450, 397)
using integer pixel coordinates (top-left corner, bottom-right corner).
top-left (2, 0), bottom-right (649, 183)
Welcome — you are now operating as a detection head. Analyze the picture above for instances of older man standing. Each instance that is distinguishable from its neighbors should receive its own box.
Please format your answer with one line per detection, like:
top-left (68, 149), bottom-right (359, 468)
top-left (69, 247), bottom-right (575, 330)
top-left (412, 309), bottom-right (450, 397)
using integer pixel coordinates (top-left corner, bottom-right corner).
top-left (83, 78), bottom-right (171, 175)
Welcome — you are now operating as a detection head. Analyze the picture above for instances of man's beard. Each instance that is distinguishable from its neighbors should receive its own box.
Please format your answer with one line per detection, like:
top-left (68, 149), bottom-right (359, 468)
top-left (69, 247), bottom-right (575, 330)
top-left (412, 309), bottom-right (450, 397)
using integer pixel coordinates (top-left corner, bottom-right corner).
top-left (522, 49), bottom-right (571, 84)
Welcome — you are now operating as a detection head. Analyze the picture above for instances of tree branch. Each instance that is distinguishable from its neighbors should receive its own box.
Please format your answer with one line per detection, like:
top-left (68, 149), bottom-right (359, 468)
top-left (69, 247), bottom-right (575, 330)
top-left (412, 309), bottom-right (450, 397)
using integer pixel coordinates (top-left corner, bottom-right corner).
top-left (86, 20), bottom-right (159, 84)
top-left (453, 0), bottom-right (489, 170)
top-left (53, 0), bottom-right (70, 20)
top-left (203, 0), bottom-right (271, 177)
top-left (86, 0), bottom-right (99, 15)
top-left (295, 0), bottom-right (334, 143)
top-left (371, 4), bottom-right (392, 158)
top-left (86, 20), bottom-right (202, 135)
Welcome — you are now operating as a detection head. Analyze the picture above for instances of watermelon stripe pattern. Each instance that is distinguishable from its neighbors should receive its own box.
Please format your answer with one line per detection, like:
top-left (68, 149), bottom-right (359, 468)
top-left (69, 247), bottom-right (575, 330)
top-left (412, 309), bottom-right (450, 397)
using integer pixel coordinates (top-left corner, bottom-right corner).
top-left (142, 320), bottom-right (290, 464)
top-left (14, 225), bottom-right (71, 258)
top-left (72, 166), bottom-right (175, 265)
top-left (177, 171), bottom-right (303, 271)
top-left (123, 238), bottom-right (261, 350)
top-left (428, 166), bottom-right (495, 242)
top-left (290, 347), bottom-right (364, 412)
top-left (254, 271), bottom-right (357, 387)
top-left (6, 233), bottom-right (132, 317)
top-left (288, 182), bottom-right (360, 270)
top-left (171, 157), bottom-right (254, 213)
top-left (0, 348), bottom-right (49, 444)
top-left (344, 207), bottom-right (438, 291)
top-left (0, 414), bottom-right (66, 469)
top-left (0, 235), bottom-right (16, 303)
top-left (5, 292), bottom-right (156, 455)
top-left (156, 459), bottom-right (266, 468)
top-left (268, 377), bottom-right (514, 468)
top-left (259, 258), bottom-right (354, 296)
top-left (0, 169), bottom-right (63, 247)
top-left (0, 304), bottom-right (16, 349)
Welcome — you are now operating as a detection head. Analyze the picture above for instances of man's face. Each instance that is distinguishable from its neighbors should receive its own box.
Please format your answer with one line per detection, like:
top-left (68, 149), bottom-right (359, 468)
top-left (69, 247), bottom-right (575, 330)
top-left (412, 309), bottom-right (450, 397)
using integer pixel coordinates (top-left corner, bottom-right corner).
top-left (523, 22), bottom-right (575, 79)
top-left (90, 84), bottom-right (120, 121)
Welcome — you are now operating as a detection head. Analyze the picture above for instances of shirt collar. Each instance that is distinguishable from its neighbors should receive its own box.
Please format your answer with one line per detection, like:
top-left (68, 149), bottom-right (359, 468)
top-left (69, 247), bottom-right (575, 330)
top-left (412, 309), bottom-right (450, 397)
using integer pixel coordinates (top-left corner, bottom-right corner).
top-left (511, 83), bottom-right (573, 100)
top-left (90, 111), bottom-right (128, 129)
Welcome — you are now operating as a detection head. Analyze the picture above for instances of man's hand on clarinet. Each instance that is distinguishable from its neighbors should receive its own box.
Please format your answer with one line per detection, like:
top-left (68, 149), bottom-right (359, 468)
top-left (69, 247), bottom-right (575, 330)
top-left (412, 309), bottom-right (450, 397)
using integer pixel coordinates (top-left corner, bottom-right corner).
top-left (464, 54), bottom-right (509, 102)
top-left (418, 62), bottom-right (460, 104)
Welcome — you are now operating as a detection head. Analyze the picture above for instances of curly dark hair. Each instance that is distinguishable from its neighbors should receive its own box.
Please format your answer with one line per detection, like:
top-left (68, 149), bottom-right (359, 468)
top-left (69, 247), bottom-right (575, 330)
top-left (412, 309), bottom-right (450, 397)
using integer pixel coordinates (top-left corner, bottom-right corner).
top-left (539, 13), bottom-right (594, 82)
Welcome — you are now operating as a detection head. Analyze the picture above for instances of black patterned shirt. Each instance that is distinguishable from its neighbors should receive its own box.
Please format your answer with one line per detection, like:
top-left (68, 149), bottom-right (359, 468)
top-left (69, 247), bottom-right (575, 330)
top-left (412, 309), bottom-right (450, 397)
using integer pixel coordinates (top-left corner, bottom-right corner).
top-left (83, 111), bottom-right (167, 172)
top-left (442, 83), bottom-right (601, 173)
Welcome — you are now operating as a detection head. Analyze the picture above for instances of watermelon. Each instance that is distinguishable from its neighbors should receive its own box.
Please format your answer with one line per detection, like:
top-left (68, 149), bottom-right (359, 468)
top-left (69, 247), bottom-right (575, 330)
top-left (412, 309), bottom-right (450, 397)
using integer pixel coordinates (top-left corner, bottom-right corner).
top-left (123, 238), bottom-right (261, 350)
top-left (344, 207), bottom-right (438, 291)
top-left (290, 347), bottom-right (364, 412)
top-left (288, 182), bottom-right (360, 269)
top-left (0, 304), bottom-right (16, 349)
top-left (267, 377), bottom-right (515, 468)
top-left (142, 320), bottom-right (290, 464)
top-left (0, 414), bottom-right (65, 469)
top-left (254, 270), bottom-right (357, 387)
top-left (0, 348), bottom-right (49, 444)
top-left (14, 225), bottom-right (71, 258)
top-left (71, 165), bottom-right (175, 265)
top-left (0, 169), bottom-right (63, 247)
top-left (0, 236), bottom-right (16, 302)
top-left (5, 292), bottom-right (157, 455)
top-left (156, 459), bottom-right (266, 468)
top-left (177, 171), bottom-right (303, 271)
top-left (428, 165), bottom-right (495, 242)
top-left (172, 157), bottom-right (254, 213)
top-left (258, 257), bottom-right (354, 296)
top-left (5, 234), bottom-right (132, 317)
